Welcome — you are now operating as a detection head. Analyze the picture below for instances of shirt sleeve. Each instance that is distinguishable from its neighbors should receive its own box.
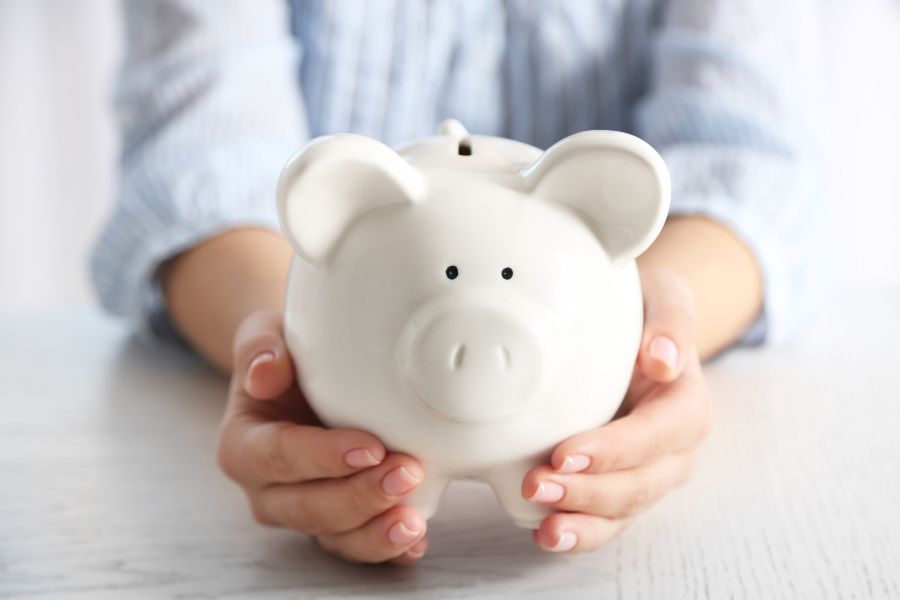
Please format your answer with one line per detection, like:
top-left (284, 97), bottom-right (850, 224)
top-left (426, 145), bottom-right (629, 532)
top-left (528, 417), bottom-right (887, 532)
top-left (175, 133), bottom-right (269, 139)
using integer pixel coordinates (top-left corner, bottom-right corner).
top-left (90, 0), bottom-right (307, 344)
top-left (632, 0), bottom-right (825, 345)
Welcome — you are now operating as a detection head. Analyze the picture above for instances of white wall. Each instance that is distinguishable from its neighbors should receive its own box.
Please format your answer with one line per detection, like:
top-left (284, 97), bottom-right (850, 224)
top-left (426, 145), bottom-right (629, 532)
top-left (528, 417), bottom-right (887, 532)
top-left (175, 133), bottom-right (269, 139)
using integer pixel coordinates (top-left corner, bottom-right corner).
top-left (0, 0), bottom-right (119, 309)
top-left (823, 1), bottom-right (900, 285)
top-left (0, 0), bottom-right (898, 310)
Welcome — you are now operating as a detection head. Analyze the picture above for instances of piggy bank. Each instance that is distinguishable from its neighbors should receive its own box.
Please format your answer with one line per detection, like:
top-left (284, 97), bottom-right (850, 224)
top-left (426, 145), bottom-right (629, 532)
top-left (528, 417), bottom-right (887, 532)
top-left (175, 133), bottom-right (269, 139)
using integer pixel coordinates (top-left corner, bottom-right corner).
top-left (276, 120), bottom-right (669, 529)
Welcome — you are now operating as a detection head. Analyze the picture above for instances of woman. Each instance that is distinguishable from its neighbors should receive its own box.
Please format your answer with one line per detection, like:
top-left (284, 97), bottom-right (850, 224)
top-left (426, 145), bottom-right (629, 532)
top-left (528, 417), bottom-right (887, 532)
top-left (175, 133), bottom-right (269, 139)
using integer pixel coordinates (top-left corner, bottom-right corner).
top-left (92, 0), bottom-right (820, 564)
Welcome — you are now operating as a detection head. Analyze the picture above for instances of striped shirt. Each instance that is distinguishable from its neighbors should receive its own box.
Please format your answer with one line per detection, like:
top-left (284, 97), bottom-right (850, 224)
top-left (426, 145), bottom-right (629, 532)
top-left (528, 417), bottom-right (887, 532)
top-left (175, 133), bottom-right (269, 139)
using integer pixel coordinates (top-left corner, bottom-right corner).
top-left (92, 0), bottom-right (822, 346)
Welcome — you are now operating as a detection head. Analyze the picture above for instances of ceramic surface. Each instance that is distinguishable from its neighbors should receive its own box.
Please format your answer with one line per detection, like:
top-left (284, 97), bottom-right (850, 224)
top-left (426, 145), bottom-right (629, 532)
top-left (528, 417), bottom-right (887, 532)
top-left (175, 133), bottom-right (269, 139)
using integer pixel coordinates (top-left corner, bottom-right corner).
top-left (276, 120), bottom-right (670, 528)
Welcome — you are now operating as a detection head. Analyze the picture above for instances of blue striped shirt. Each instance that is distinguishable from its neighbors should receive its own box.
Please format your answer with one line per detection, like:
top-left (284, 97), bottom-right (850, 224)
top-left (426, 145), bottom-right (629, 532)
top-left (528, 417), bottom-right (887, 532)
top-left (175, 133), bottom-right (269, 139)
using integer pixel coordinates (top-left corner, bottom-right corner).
top-left (92, 0), bottom-right (822, 346)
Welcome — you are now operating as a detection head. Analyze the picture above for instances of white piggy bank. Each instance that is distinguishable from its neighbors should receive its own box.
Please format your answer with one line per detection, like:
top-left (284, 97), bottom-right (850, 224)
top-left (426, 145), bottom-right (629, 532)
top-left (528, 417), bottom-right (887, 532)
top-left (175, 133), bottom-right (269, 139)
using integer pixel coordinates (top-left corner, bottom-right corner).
top-left (276, 120), bottom-right (669, 529)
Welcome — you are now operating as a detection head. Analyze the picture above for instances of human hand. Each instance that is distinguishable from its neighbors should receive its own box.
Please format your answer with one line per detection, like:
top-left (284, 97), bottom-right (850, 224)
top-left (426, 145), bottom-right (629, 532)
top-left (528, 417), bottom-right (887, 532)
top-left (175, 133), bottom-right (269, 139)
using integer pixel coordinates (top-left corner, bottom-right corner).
top-left (216, 310), bottom-right (428, 564)
top-left (522, 267), bottom-right (714, 553)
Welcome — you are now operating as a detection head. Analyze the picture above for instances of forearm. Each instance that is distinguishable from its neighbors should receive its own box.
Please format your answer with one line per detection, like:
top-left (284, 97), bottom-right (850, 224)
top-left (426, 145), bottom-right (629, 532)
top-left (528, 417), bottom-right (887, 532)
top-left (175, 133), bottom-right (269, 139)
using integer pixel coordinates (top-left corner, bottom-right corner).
top-left (160, 216), bottom-right (758, 370)
top-left (161, 228), bottom-right (293, 372)
top-left (638, 216), bottom-right (763, 359)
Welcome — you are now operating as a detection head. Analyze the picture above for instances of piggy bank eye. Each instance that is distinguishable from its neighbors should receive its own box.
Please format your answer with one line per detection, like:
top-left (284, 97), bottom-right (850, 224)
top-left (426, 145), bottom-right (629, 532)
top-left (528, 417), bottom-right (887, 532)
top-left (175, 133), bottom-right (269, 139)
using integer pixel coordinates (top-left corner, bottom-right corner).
top-left (446, 265), bottom-right (459, 280)
top-left (501, 267), bottom-right (514, 280)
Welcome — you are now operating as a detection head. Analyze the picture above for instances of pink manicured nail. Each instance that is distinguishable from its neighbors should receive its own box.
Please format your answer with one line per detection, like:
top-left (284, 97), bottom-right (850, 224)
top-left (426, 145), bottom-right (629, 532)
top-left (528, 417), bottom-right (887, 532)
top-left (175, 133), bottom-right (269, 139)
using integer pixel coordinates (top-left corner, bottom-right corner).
top-left (649, 336), bottom-right (679, 370)
top-left (382, 466), bottom-right (421, 496)
top-left (388, 521), bottom-right (421, 545)
top-left (249, 350), bottom-right (275, 371)
top-left (548, 531), bottom-right (577, 552)
top-left (557, 454), bottom-right (591, 474)
top-left (244, 351), bottom-right (275, 390)
top-left (528, 481), bottom-right (565, 504)
top-left (343, 448), bottom-right (382, 469)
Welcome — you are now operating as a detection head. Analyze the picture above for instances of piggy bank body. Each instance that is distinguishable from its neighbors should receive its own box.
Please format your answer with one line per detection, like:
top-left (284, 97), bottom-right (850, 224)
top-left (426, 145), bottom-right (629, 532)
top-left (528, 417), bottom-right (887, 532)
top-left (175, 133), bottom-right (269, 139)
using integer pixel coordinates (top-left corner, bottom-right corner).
top-left (277, 121), bottom-right (669, 528)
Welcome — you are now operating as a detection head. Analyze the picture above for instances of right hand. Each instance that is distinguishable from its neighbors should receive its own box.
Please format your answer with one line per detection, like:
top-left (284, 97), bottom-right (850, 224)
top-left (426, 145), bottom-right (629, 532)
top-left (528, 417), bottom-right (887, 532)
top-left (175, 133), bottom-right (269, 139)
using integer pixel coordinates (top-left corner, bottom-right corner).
top-left (216, 310), bottom-right (428, 564)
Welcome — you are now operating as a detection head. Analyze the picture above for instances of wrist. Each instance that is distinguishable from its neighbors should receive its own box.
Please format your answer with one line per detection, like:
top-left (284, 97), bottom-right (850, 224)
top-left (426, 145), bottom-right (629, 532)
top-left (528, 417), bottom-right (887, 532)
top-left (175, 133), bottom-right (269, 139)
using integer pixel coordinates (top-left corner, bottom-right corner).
top-left (637, 216), bottom-right (763, 359)
top-left (161, 227), bottom-right (293, 371)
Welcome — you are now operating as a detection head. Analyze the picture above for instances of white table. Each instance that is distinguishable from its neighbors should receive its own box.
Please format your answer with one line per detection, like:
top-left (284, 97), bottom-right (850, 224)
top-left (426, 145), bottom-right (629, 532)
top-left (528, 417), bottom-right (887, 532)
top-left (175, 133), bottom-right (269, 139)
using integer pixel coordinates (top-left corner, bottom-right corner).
top-left (2, 288), bottom-right (899, 599)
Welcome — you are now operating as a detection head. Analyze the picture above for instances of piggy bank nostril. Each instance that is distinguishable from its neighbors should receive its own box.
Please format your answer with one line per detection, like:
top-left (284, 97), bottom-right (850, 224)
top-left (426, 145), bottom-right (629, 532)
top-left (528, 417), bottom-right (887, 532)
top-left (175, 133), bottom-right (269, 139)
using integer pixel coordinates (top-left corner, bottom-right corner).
top-left (450, 343), bottom-right (466, 370)
top-left (448, 342), bottom-right (515, 372)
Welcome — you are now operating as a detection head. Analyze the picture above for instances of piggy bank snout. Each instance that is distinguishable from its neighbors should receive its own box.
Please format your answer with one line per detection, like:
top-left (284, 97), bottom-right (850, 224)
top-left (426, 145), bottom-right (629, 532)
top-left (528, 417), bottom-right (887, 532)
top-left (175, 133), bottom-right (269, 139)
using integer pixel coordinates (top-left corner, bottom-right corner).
top-left (399, 304), bottom-right (546, 423)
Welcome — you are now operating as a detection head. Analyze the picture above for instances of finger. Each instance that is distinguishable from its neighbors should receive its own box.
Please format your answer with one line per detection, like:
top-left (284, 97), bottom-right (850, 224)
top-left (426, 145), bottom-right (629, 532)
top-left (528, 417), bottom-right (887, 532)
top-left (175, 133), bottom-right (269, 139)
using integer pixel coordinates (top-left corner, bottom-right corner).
top-left (524, 452), bottom-right (695, 518)
top-left (218, 419), bottom-right (386, 485)
top-left (232, 310), bottom-right (294, 400)
top-left (550, 357), bottom-right (712, 473)
top-left (533, 512), bottom-right (630, 554)
top-left (316, 505), bottom-right (427, 564)
top-left (638, 268), bottom-right (695, 383)
top-left (257, 453), bottom-right (423, 536)
top-left (389, 535), bottom-right (429, 566)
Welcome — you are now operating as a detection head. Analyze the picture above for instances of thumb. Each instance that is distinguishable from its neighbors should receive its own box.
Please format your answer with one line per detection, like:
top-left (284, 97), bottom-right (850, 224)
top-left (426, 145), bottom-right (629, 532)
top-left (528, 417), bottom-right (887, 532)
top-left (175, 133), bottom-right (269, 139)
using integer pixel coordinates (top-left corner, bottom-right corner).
top-left (637, 268), bottom-right (696, 383)
top-left (232, 309), bottom-right (295, 400)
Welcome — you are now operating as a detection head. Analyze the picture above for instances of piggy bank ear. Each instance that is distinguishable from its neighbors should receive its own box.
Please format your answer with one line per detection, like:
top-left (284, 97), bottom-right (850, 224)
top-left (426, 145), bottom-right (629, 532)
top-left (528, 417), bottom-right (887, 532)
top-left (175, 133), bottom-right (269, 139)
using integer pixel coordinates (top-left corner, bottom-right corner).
top-left (276, 134), bottom-right (426, 264)
top-left (522, 131), bottom-right (670, 263)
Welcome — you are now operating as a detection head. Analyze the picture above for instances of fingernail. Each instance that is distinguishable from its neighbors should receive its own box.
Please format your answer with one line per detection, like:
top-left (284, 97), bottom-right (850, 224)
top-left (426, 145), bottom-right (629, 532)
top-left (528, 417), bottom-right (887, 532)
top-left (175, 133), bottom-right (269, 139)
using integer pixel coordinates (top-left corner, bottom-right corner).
top-left (244, 351), bottom-right (275, 389)
top-left (388, 521), bottom-right (421, 546)
top-left (649, 336), bottom-right (678, 370)
top-left (528, 481), bottom-right (565, 504)
top-left (557, 454), bottom-right (591, 474)
top-left (382, 466), bottom-right (421, 496)
top-left (548, 530), bottom-right (577, 552)
top-left (344, 448), bottom-right (383, 469)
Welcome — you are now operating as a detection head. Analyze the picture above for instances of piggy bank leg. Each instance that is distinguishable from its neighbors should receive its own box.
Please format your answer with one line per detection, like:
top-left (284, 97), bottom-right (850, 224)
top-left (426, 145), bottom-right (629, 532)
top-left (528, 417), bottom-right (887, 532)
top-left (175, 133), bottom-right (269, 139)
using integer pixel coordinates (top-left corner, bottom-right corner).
top-left (485, 460), bottom-right (552, 529)
top-left (403, 466), bottom-right (450, 520)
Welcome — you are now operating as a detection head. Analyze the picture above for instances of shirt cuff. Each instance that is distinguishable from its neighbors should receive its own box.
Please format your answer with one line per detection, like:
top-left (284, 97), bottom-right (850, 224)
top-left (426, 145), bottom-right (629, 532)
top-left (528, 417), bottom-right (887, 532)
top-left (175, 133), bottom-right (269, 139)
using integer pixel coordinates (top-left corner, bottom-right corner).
top-left (138, 214), bottom-right (284, 350)
top-left (90, 139), bottom-right (296, 349)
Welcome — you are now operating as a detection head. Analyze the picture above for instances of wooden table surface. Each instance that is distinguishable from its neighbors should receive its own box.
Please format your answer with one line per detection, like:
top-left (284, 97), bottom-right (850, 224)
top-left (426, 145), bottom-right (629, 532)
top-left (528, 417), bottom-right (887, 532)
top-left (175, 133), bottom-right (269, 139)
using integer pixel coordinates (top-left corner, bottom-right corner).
top-left (2, 287), bottom-right (899, 599)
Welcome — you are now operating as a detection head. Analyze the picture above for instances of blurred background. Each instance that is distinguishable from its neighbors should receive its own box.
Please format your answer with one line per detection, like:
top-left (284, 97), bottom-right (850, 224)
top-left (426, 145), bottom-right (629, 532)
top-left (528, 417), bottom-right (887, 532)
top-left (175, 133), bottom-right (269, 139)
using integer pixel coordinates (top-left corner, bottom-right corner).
top-left (0, 0), bottom-right (898, 311)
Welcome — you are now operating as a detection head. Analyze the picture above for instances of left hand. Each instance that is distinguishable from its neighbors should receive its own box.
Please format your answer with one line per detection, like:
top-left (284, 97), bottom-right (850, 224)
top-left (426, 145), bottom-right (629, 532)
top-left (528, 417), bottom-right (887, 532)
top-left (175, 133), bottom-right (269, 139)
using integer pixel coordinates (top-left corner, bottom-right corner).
top-left (521, 267), bottom-right (714, 553)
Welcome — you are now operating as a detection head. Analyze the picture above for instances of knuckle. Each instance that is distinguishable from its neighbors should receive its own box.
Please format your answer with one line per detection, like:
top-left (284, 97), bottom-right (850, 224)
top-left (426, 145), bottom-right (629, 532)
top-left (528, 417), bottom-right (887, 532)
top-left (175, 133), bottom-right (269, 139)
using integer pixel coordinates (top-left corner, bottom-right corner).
top-left (215, 434), bottom-right (239, 482)
top-left (643, 429), bottom-right (665, 463)
top-left (319, 536), bottom-right (370, 564)
top-left (621, 479), bottom-right (652, 516)
top-left (593, 439), bottom-right (621, 472)
top-left (565, 481), bottom-right (595, 511)
top-left (315, 535), bottom-right (347, 560)
top-left (265, 428), bottom-right (294, 480)
top-left (357, 550), bottom-right (388, 564)
top-left (216, 437), bottom-right (235, 481)
top-left (284, 500), bottom-right (319, 535)
top-left (624, 410), bottom-right (665, 466)
top-left (348, 477), bottom-right (381, 516)
top-left (249, 500), bottom-right (277, 527)
top-left (314, 535), bottom-right (334, 553)
top-left (306, 431), bottom-right (336, 475)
